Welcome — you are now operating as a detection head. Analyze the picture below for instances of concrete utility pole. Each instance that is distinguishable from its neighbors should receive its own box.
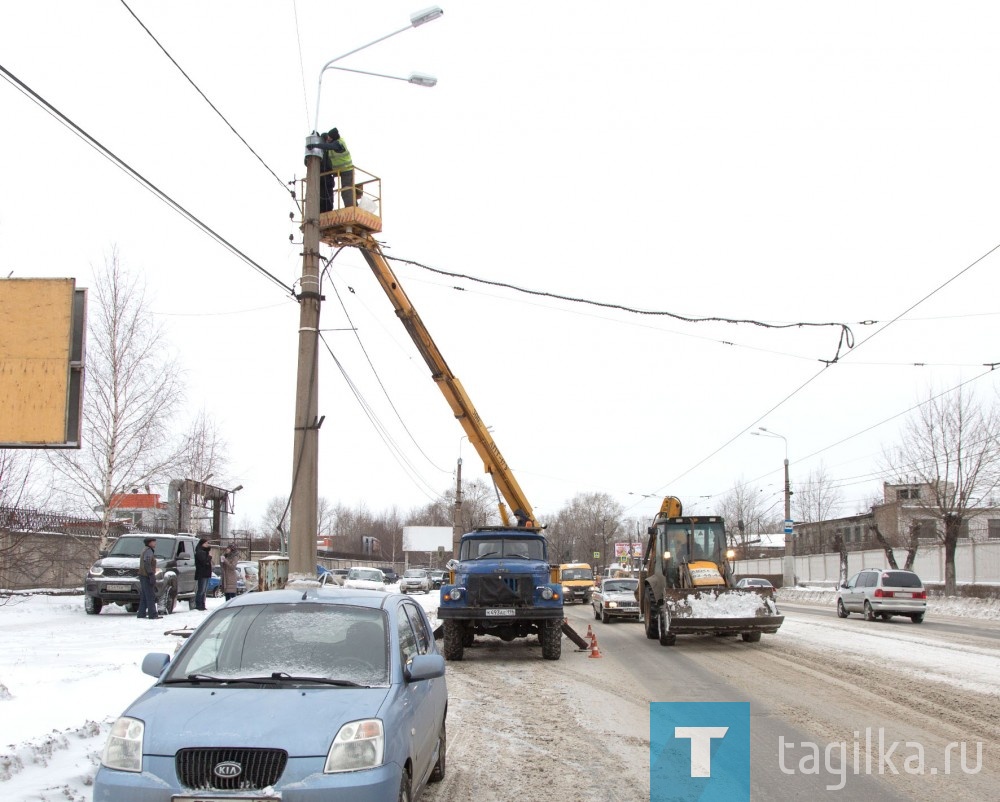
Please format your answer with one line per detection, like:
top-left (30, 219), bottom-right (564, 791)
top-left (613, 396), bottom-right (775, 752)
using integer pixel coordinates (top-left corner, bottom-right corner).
top-left (288, 135), bottom-right (323, 578)
top-left (453, 457), bottom-right (463, 557)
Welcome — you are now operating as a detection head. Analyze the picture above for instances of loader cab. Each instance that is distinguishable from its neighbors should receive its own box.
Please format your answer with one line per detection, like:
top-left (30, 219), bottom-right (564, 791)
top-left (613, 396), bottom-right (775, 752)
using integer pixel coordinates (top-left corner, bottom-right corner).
top-left (652, 516), bottom-right (729, 589)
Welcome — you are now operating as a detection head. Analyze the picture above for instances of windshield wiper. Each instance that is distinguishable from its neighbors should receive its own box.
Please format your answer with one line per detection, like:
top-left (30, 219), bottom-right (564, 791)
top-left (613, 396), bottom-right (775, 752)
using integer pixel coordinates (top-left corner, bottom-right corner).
top-left (167, 672), bottom-right (365, 687)
top-left (269, 672), bottom-right (365, 687)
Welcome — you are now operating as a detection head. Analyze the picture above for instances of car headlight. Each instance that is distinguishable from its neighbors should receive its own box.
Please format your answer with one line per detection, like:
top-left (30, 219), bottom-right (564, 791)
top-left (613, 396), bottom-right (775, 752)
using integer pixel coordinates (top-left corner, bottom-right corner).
top-left (325, 719), bottom-right (384, 772)
top-left (89, 566), bottom-right (104, 576)
top-left (607, 601), bottom-right (617, 608)
top-left (102, 716), bottom-right (144, 772)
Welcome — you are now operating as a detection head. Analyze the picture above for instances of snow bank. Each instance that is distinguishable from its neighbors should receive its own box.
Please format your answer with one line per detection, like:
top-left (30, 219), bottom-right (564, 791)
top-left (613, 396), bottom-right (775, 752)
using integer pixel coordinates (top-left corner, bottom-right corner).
top-left (670, 590), bottom-right (775, 618)
top-left (777, 587), bottom-right (1000, 619)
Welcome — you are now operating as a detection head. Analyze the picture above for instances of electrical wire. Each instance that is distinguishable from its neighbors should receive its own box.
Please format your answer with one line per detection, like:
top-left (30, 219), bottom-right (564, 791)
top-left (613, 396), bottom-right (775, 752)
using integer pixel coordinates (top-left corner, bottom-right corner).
top-left (0, 62), bottom-right (294, 296)
top-left (118, 0), bottom-right (292, 196)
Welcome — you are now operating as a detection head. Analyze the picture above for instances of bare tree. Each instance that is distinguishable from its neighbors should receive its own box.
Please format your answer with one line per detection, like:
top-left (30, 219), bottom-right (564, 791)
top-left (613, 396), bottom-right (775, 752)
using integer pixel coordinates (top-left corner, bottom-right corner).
top-left (883, 387), bottom-right (1000, 595)
top-left (794, 461), bottom-right (846, 580)
top-left (260, 495), bottom-right (289, 552)
top-left (549, 492), bottom-right (624, 569)
top-left (718, 478), bottom-right (782, 554)
top-left (0, 450), bottom-right (39, 508)
top-left (177, 409), bottom-right (229, 485)
top-left (47, 250), bottom-right (185, 551)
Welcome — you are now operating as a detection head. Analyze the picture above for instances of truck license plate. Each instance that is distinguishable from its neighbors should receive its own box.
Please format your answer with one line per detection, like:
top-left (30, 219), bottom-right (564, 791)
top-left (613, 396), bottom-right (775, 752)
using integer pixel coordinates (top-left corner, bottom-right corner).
top-left (106, 584), bottom-right (132, 592)
top-left (485, 608), bottom-right (515, 616)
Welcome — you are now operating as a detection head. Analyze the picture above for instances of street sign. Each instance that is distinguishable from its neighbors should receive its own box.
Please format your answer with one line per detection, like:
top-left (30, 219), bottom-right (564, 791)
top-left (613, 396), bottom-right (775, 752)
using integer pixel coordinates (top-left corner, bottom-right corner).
top-left (784, 519), bottom-right (794, 534)
top-left (593, 551), bottom-right (600, 559)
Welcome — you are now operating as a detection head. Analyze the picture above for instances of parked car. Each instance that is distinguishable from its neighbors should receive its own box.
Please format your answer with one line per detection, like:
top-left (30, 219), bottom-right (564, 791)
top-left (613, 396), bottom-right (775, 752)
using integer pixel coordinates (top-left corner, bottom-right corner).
top-left (429, 569), bottom-right (448, 589)
top-left (401, 568), bottom-right (432, 594)
top-left (344, 567), bottom-right (387, 591)
top-left (591, 577), bottom-right (641, 623)
top-left (84, 533), bottom-right (199, 615)
top-left (235, 561), bottom-right (259, 594)
top-left (837, 568), bottom-right (927, 623)
top-left (317, 565), bottom-right (349, 586)
top-left (207, 567), bottom-right (222, 597)
top-left (93, 587), bottom-right (447, 801)
top-left (735, 577), bottom-right (774, 590)
top-left (378, 567), bottom-right (400, 584)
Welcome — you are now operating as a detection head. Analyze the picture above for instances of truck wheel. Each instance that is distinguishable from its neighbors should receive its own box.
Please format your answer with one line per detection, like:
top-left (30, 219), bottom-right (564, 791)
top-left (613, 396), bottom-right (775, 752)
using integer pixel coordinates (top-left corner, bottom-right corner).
top-left (541, 619), bottom-right (562, 660)
top-left (462, 629), bottom-right (475, 647)
top-left (741, 631), bottom-right (762, 643)
top-left (84, 595), bottom-right (103, 615)
top-left (443, 620), bottom-right (464, 661)
top-left (159, 584), bottom-right (177, 615)
top-left (643, 591), bottom-right (659, 640)
top-left (658, 607), bottom-right (675, 646)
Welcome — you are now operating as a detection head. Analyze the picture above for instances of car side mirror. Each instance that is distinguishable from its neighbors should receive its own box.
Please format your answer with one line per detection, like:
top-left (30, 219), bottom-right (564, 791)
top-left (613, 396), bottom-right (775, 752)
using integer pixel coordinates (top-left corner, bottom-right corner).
top-left (404, 653), bottom-right (446, 682)
top-left (142, 652), bottom-right (171, 678)
top-left (840, 581), bottom-right (848, 589)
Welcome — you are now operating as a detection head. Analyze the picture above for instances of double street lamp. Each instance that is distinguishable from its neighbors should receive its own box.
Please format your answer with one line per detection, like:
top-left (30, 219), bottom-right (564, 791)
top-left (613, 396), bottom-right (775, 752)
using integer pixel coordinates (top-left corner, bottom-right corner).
top-left (288, 7), bottom-right (443, 579)
top-left (751, 426), bottom-right (793, 550)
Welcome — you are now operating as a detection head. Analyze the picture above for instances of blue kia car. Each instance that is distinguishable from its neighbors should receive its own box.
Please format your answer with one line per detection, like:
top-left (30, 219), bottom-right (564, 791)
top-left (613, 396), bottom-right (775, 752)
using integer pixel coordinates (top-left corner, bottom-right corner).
top-left (94, 586), bottom-right (447, 801)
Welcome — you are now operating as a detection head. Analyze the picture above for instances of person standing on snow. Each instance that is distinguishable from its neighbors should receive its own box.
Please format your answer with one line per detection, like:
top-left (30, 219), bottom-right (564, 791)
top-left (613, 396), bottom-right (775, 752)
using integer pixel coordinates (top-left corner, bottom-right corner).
top-left (194, 538), bottom-right (213, 611)
top-left (220, 543), bottom-right (240, 601)
top-left (136, 537), bottom-right (160, 620)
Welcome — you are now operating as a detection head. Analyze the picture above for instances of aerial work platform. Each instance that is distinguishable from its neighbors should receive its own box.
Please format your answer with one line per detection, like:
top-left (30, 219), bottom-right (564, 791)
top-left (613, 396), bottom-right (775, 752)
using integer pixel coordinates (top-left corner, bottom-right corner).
top-left (310, 166), bottom-right (382, 247)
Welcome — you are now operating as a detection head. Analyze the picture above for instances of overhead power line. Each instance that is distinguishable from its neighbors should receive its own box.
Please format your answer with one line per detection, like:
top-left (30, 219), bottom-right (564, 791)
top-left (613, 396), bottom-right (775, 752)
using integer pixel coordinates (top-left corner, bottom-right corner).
top-left (118, 0), bottom-right (291, 195)
top-left (0, 62), bottom-right (294, 296)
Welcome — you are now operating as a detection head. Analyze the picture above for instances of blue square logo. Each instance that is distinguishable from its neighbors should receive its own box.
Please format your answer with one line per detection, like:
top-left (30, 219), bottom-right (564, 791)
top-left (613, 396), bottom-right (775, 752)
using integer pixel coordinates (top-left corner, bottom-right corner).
top-left (650, 702), bottom-right (750, 802)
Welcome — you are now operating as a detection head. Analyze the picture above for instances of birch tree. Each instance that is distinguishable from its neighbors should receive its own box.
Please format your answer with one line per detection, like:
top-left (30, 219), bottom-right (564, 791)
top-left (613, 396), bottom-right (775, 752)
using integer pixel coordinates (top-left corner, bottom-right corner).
top-left (48, 250), bottom-right (184, 550)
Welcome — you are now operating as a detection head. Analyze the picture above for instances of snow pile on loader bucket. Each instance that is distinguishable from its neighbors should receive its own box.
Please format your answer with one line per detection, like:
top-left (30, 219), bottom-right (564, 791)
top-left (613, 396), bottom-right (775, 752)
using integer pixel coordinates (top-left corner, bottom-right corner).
top-left (665, 589), bottom-right (784, 635)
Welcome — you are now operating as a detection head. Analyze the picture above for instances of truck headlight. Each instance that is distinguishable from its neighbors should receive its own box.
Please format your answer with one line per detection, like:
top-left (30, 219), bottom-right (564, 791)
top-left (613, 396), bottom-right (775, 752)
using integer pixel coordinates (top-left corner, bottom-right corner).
top-left (102, 717), bottom-right (144, 772)
top-left (325, 719), bottom-right (384, 772)
top-left (446, 587), bottom-right (464, 601)
top-left (538, 586), bottom-right (554, 600)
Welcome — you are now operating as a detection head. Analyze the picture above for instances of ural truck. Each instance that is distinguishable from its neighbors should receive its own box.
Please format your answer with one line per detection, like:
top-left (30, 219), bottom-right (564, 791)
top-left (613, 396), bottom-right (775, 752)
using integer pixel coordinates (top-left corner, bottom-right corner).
top-left (438, 527), bottom-right (564, 660)
top-left (638, 496), bottom-right (784, 645)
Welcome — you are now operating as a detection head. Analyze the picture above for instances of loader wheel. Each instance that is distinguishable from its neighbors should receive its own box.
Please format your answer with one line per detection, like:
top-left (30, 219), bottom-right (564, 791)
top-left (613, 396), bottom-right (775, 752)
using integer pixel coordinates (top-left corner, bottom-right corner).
top-left (643, 591), bottom-right (659, 640)
top-left (836, 599), bottom-right (849, 618)
top-left (658, 607), bottom-right (675, 646)
top-left (541, 618), bottom-right (562, 660)
top-left (741, 632), bottom-right (762, 643)
top-left (443, 620), bottom-right (464, 661)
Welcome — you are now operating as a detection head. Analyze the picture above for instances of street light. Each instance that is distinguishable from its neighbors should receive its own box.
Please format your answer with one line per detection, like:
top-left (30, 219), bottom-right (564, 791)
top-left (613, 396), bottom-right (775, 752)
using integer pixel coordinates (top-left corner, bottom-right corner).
top-left (313, 6), bottom-right (444, 133)
top-left (751, 427), bottom-right (792, 549)
top-left (289, 8), bottom-right (443, 580)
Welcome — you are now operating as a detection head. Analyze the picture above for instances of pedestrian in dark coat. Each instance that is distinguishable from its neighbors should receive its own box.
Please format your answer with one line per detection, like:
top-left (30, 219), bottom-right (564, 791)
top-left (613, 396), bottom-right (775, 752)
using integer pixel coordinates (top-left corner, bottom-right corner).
top-left (194, 538), bottom-right (213, 611)
top-left (136, 537), bottom-right (160, 619)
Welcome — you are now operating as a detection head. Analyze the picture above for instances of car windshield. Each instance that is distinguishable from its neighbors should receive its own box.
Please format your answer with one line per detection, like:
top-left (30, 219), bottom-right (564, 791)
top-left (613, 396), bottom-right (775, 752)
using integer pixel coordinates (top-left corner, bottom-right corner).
top-left (165, 603), bottom-right (389, 686)
top-left (107, 536), bottom-right (176, 559)
top-left (562, 568), bottom-right (594, 580)
top-left (351, 569), bottom-right (383, 582)
top-left (461, 538), bottom-right (545, 560)
top-left (603, 580), bottom-right (638, 593)
top-left (404, 570), bottom-right (426, 578)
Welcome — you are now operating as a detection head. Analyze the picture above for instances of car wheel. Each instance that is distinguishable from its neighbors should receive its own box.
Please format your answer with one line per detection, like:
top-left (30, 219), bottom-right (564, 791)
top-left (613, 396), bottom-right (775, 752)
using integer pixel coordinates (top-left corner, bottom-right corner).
top-left (911, 613), bottom-right (925, 624)
top-left (601, 607), bottom-right (610, 624)
top-left (211, 587), bottom-right (221, 598)
top-left (429, 720), bottom-right (446, 782)
top-left (644, 590), bottom-right (659, 640)
top-left (741, 631), bottom-right (762, 643)
top-left (863, 601), bottom-right (876, 622)
top-left (593, 604), bottom-right (600, 621)
top-left (84, 595), bottom-right (103, 615)
top-left (836, 598), bottom-right (849, 618)
top-left (159, 584), bottom-right (177, 615)
top-left (443, 620), bottom-right (464, 661)
top-left (541, 618), bottom-right (562, 660)
top-left (397, 769), bottom-right (412, 802)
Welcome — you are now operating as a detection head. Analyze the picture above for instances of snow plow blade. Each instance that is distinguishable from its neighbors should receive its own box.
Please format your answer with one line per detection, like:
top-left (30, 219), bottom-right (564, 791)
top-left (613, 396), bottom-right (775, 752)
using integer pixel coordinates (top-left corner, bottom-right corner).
top-left (664, 588), bottom-right (784, 635)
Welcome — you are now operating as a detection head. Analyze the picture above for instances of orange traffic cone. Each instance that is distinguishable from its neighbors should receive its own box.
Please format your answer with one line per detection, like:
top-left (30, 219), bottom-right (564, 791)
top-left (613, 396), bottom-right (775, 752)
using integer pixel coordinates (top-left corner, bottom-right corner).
top-left (585, 624), bottom-right (594, 641)
top-left (588, 634), bottom-right (603, 658)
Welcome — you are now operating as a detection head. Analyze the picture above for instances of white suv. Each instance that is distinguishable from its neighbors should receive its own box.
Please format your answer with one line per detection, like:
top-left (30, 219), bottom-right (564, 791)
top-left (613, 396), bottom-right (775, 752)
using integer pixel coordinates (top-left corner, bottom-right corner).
top-left (837, 568), bottom-right (927, 623)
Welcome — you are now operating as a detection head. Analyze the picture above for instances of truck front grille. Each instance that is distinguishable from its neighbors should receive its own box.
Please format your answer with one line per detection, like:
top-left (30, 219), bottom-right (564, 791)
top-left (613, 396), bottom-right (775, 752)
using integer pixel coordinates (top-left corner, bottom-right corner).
top-left (467, 574), bottom-right (533, 606)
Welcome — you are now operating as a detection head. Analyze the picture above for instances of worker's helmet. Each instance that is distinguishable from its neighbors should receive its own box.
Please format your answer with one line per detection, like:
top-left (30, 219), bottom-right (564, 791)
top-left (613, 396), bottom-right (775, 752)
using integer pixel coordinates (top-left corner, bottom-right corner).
top-left (326, 127), bottom-right (339, 140)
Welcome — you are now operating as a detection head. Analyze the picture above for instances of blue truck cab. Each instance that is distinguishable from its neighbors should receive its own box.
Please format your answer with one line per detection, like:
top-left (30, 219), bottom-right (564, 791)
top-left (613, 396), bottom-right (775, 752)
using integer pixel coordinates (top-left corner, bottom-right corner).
top-left (438, 527), bottom-right (564, 660)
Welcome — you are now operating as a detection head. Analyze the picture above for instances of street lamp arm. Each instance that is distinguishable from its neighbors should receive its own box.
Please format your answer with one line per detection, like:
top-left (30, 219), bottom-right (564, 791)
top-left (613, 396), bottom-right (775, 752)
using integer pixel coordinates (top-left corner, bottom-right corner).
top-left (313, 6), bottom-right (444, 133)
top-left (324, 65), bottom-right (438, 87)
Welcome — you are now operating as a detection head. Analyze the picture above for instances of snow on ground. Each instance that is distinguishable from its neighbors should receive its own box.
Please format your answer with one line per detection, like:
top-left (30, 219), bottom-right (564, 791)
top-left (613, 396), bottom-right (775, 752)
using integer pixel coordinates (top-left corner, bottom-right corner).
top-left (779, 586), bottom-right (1000, 619)
top-left (0, 586), bottom-right (996, 801)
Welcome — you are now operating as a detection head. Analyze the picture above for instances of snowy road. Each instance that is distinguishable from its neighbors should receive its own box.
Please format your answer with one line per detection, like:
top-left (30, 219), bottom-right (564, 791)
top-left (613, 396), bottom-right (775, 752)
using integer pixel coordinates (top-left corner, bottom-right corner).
top-left (1, 593), bottom-right (998, 801)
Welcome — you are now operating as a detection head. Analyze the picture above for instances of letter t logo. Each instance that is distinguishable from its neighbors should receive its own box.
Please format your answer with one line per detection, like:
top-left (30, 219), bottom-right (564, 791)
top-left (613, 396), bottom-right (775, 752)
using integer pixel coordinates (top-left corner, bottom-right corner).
top-left (674, 726), bottom-right (729, 777)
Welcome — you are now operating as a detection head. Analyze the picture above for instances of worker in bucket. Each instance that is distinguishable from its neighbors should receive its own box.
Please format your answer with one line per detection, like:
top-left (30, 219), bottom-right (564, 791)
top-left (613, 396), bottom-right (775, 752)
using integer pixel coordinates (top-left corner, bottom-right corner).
top-left (318, 127), bottom-right (354, 211)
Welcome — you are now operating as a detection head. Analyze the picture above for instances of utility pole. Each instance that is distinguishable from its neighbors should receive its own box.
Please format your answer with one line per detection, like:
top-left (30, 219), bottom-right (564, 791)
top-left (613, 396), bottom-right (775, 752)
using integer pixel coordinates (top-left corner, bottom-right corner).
top-left (452, 457), bottom-right (463, 558)
top-left (288, 135), bottom-right (323, 578)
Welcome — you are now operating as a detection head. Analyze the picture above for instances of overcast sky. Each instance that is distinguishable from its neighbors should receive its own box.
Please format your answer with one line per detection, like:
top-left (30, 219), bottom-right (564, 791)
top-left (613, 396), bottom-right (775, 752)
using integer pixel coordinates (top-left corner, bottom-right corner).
top-left (2, 1), bottom-right (999, 531)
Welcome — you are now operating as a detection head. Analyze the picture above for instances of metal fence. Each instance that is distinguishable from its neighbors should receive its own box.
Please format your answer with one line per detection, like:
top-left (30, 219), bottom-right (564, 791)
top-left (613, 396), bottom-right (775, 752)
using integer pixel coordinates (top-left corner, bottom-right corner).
top-left (736, 540), bottom-right (1000, 586)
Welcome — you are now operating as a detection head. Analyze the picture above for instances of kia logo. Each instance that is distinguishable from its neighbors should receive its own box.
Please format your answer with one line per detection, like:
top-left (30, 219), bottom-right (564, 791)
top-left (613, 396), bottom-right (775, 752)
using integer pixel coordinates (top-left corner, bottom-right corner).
top-left (213, 761), bottom-right (242, 779)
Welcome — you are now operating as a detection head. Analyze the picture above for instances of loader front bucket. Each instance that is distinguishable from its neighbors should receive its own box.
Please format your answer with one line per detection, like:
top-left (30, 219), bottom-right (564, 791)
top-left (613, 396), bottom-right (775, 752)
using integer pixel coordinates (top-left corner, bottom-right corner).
top-left (663, 587), bottom-right (784, 635)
